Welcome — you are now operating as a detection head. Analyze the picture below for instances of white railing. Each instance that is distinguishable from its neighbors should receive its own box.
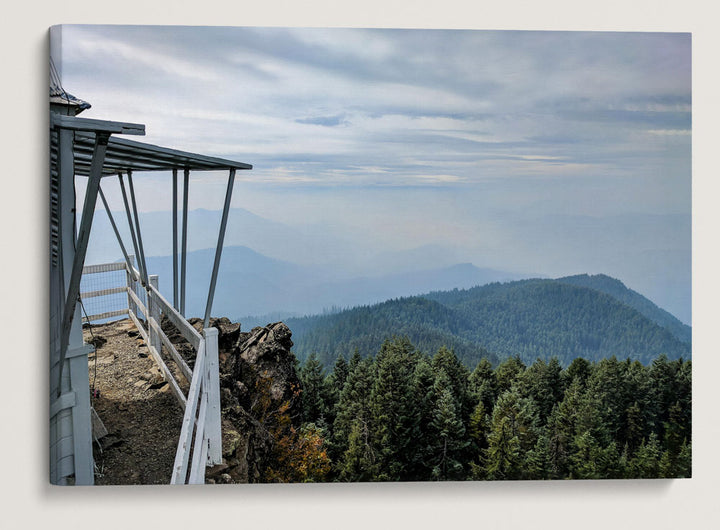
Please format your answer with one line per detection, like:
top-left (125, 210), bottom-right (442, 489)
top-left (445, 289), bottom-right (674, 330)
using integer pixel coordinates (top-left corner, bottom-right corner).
top-left (81, 260), bottom-right (222, 485)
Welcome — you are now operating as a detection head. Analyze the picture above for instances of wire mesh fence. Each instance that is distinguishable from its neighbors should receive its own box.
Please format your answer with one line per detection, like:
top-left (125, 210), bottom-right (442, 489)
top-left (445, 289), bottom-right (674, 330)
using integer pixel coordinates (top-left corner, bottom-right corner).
top-left (80, 261), bottom-right (136, 324)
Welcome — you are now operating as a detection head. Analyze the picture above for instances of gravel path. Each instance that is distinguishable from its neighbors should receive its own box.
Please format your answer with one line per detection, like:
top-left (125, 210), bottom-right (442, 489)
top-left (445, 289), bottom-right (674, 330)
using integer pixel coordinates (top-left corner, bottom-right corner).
top-left (84, 319), bottom-right (186, 485)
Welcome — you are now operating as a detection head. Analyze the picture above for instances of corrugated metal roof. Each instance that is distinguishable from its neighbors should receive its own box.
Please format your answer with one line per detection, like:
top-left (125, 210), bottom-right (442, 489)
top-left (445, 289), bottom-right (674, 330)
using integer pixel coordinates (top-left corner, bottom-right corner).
top-left (71, 130), bottom-right (253, 176)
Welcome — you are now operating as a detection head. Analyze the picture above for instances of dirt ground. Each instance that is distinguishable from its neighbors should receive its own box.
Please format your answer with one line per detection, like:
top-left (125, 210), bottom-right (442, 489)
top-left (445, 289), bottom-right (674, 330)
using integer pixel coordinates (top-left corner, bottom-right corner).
top-left (83, 318), bottom-right (186, 485)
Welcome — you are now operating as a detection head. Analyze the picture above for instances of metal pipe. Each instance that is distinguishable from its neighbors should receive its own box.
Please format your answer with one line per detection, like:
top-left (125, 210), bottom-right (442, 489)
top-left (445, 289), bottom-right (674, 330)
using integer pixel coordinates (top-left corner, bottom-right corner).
top-left (204, 168), bottom-right (236, 328)
top-left (127, 170), bottom-right (149, 287)
top-left (98, 186), bottom-right (137, 281)
top-left (180, 168), bottom-right (190, 316)
top-left (172, 168), bottom-right (179, 310)
top-left (118, 173), bottom-right (145, 286)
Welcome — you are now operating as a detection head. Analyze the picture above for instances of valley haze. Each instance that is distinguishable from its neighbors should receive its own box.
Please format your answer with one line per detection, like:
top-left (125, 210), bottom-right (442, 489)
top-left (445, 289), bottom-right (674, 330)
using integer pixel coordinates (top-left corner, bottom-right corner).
top-left (86, 205), bottom-right (691, 326)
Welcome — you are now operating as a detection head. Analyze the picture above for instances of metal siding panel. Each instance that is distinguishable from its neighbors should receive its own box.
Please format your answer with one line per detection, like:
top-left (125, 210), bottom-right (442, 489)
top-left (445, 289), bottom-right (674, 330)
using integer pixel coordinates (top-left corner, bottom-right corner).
top-left (69, 354), bottom-right (94, 485)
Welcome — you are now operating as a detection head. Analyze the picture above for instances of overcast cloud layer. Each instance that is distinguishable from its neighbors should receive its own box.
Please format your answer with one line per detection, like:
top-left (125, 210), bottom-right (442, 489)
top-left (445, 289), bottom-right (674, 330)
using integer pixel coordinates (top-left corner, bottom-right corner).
top-left (56, 26), bottom-right (692, 323)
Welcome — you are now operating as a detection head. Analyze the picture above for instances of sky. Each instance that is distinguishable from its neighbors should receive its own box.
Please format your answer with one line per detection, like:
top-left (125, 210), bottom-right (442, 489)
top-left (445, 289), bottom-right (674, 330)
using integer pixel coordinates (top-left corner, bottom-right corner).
top-left (54, 25), bottom-right (692, 323)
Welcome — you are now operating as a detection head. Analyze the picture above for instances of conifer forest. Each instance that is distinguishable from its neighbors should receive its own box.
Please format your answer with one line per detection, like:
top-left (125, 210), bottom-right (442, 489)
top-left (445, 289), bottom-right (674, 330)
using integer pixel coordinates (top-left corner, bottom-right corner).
top-left (285, 338), bottom-right (691, 482)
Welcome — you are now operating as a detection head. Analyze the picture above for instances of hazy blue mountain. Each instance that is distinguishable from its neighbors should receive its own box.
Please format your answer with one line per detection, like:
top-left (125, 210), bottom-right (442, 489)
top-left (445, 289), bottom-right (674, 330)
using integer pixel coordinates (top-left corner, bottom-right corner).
top-left (143, 246), bottom-right (524, 322)
top-left (288, 277), bottom-right (691, 368)
top-left (145, 245), bottom-right (328, 319)
top-left (498, 212), bottom-right (691, 325)
top-left (85, 207), bottom-right (354, 269)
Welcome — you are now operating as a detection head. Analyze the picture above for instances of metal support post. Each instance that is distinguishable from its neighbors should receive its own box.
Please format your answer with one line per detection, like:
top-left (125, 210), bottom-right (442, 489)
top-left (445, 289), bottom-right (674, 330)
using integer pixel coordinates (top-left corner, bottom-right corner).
top-left (149, 275), bottom-right (161, 353)
top-left (202, 326), bottom-right (222, 465)
top-left (172, 168), bottom-right (179, 310)
top-left (127, 170), bottom-right (149, 288)
top-left (203, 168), bottom-right (236, 329)
top-left (180, 168), bottom-right (190, 316)
top-left (119, 173), bottom-right (145, 287)
top-left (126, 255), bottom-right (137, 317)
top-left (99, 186), bottom-right (137, 280)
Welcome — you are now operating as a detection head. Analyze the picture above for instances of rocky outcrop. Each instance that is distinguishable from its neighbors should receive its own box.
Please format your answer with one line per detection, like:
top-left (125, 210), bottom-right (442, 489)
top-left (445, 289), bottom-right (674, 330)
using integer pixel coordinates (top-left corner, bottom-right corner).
top-left (203, 320), bottom-right (302, 484)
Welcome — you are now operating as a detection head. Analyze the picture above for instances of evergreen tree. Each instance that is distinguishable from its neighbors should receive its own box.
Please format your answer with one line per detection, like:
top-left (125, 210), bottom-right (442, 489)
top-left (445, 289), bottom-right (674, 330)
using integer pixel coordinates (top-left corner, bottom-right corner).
top-left (624, 401), bottom-right (646, 456)
top-left (469, 357), bottom-right (497, 412)
top-left (627, 433), bottom-right (662, 479)
top-left (331, 354), bottom-right (350, 391)
top-left (432, 346), bottom-right (472, 416)
top-left (348, 348), bottom-right (362, 370)
top-left (323, 354), bottom-right (350, 430)
top-left (469, 400), bottom-right (491, 452)
top-left (485, 414), bottom-right (522, 480)
top-left (518, 357), bottom-right (563, 423)
top-left (647, 354), bottom-right (676, 438)
top-left (370, 337), bottom-right (420, 480)
top-left (333, 357), bottom-right (376, 478)
top-left (484, 387), bottom-right (539, 480)
top-left (299, 352), bottom-right (328, 426)
top-left (430, 346), bottom-right (473, 466)
top-left (467, 400), bottom-right (490, 479)
top-left (563, 357), bottom-right (592, 388)
top-left (524, 432), bottom-right (551, 480)
top-left (409, 356), bottom-right (437, 480)
top-left (675, 440), bottom-right (692, 478)
top-left (546, 378), bottom-right (583, 478)
top-left (585, 356), bottom-right (626, 442)
top-left (430, 384), bottom-right (468, 480)
top-left (494, 356), bottom-right (526, 394)
top-left (659, 401), bottom-right (689, 477)
top-left (339, 419), bottom-right (376, 481)
top-left (569, 431), bottom-right (620, 479)
top-left (618, 360), bottom-right (652, 451)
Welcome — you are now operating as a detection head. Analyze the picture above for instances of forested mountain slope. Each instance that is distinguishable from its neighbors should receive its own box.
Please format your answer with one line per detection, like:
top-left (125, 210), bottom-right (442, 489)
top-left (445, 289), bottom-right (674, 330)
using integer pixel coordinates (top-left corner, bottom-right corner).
top-left (287, 277), bottom-right (691, 367)
top-left (555, 274), bottom-right (691, 343)
top-left (287, 296), bottom-right (499, 368)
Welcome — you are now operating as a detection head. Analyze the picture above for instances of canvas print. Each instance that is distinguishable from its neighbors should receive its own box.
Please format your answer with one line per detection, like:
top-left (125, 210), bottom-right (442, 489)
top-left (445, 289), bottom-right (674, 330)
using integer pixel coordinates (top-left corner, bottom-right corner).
top-left (49, 25), bottom-right (691, 485)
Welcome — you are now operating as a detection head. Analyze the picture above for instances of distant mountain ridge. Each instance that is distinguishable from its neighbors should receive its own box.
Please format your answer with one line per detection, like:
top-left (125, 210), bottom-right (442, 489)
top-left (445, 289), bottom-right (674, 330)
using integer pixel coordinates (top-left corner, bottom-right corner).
top-left (286, 296), bottom-right (501, 369)
top-left (555, 273), bottom-right (691, 343)
top-left (287, 276), bottom-right (691, 368)
top-left (144, 245), bottom-right (525, 321)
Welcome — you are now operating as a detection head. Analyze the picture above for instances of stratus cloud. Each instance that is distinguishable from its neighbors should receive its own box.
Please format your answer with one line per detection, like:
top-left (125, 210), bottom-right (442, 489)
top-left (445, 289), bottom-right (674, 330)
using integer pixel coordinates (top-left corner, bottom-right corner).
top-left (67, 31), bottom-right (223, 84)
top-left (647, 129), bottom-right (692, 136)
top-left (62, 26), bottom-right (690, 193)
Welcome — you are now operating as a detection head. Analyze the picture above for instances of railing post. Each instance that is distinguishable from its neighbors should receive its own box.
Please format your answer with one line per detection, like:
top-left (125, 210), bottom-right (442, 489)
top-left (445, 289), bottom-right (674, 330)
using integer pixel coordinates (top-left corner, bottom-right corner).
top-left (149, 275), bottom-right (161, 354)
top-left (126, 255), bottom-right (137, 317)
top-left (202, 326), bottom-right (222, 465)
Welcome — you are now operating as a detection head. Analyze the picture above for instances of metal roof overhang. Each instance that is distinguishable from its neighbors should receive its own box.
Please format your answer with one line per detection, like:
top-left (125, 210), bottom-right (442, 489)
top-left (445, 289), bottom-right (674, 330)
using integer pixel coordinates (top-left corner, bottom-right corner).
top-left (50, 113), bottom-right (252, 175)
top-left (72, 130), bottom-right (253, 176)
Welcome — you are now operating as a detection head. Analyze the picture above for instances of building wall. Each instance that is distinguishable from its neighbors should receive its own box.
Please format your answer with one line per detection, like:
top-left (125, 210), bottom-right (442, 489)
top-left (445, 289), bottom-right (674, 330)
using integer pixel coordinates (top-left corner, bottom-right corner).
top-left (49, 124), bottom-right (94, 485)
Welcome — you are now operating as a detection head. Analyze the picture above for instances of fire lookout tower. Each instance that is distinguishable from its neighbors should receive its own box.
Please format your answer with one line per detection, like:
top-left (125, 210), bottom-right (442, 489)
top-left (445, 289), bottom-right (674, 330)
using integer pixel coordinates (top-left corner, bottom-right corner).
top-left (49, 29), bottom-right (252, 485)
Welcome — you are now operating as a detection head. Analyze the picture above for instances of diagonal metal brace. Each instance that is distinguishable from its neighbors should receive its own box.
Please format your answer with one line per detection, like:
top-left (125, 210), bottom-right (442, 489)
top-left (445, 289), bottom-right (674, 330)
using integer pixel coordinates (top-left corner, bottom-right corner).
top-left (56, 132), bottom-right (110, 395)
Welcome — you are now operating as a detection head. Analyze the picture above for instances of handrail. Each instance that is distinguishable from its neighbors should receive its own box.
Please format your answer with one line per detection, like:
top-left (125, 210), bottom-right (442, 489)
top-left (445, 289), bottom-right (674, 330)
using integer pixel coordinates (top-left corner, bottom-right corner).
top-left (171, 341), bottom-right (206, 484)
top-left (147, 282), bottom-right (202, 350)
top-left (148, 316), bottom-right (193, 382)
top-left (82, 261), bottom-right (127, 274)
top-left (126, 302), bottom-right (187, 408)
top-left (81, 259), bottom-right (222, 484)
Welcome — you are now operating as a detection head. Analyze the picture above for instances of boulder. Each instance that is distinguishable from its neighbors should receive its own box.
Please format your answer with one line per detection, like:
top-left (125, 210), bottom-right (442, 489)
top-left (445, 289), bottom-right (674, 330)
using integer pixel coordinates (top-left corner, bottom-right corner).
top-left (217, 321), bottom-right (301, 483)
top-left (159, 314), bottom-right (301, 483)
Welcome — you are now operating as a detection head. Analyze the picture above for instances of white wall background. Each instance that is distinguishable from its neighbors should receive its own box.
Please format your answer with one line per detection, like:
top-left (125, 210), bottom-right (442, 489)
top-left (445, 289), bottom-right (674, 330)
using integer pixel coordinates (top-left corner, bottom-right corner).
top-left (3, 1), bottom-right (718, 528)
